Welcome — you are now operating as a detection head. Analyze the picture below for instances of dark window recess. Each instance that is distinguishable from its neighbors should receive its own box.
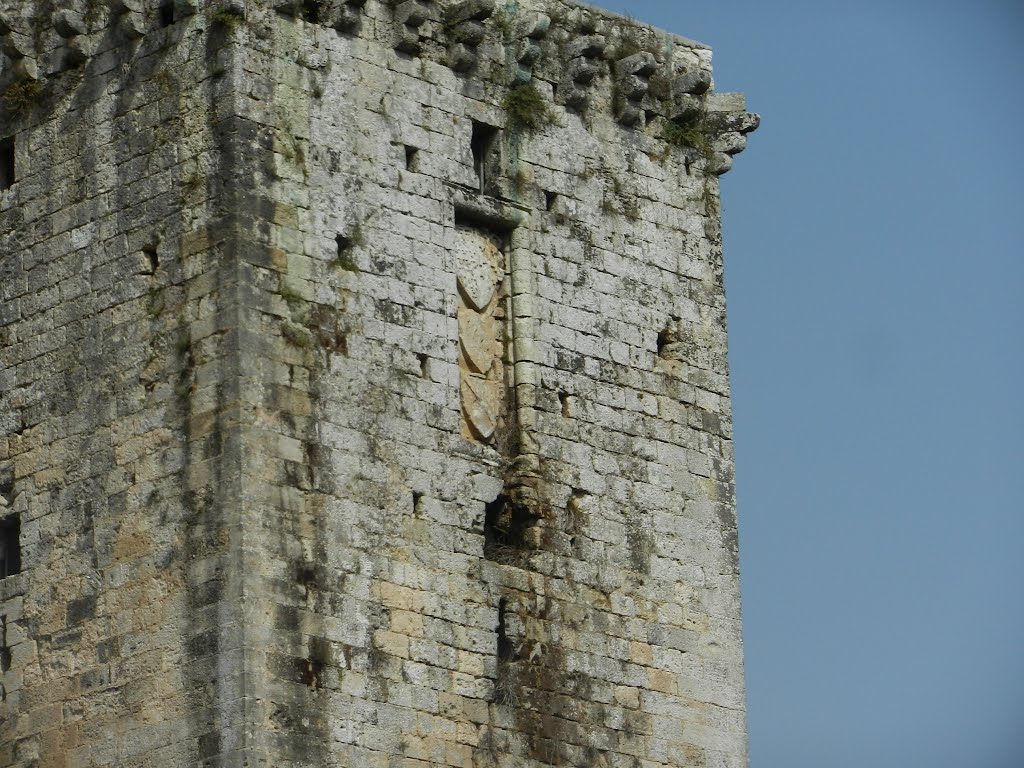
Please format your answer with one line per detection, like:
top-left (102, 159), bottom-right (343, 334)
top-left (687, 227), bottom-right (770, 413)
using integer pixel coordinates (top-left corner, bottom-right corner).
top-left (545, 190), bottom-right (558, 211)
top-left (417, 353), bottom-right (429, 378)
top-left (404, 145), bottom-right (419, 171)
top-left (143, 243), bottom-right (159, 275)
top-left (0, 516), bottom-right (20, 579)
top-left (158, 1), bottom-right (174, 27)
top-left (302, 0), bottom-right (321, 23)
top-left (471, 121), bottom-right (499, 194)
top-left (558, 390), bottom-right (571, 417)
top-left (0, 136), bottom-right (14, 191)
top-left (496, 598), bottom-right (515, 660)
top-left (1, 615), bottom-right (11, 672)
top-left (483, 491), bottom-right (538, 564)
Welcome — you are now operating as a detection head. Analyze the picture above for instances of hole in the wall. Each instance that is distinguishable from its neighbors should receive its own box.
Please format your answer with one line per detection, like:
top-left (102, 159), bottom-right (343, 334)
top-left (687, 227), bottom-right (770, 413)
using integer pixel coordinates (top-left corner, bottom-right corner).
top-left (404, 145), bottom-right (419, 171)
top-left (143, 243), bottom-right (159, 275)
top-left (471, 121), bottom-right (499, 194)
top-left (302, 0), bottom-right (321, 23)
top-left (0, 515), bottom-right (20, 579)
top-left (157, 1), bottom-right (174, 27)
top-left (483, 491), bottom-right (537, 563)
top-left (417, 353), bottom-right (429, 379)
top-left (334, 233), bottom-right (358, 271)
top-left (0, 136), bottom-right (14, 191)
top-left (656, 322), bottom-right (675, 357)
top-left (684, 155), bottom-right (693, 176)
top-left (496, 598), bottom-right (515, 661)
top-left (558, 390), bottom-right (571, 417)
top-left (544, 190), bottom-right (558, 211)
top-left (0, 615), bottom-right (10, 673)
top-left (412, 491), bottom-right (423, 515)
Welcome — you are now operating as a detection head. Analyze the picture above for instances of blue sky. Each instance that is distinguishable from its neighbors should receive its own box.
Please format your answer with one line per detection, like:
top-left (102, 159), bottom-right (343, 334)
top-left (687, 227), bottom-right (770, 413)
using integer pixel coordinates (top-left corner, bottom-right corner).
top-left (600, 1), bottom-right (1024, 766)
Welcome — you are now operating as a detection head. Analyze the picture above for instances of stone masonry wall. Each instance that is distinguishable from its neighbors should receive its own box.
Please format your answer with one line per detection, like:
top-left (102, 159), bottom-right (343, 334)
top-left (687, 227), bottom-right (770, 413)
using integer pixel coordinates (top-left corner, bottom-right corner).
top-left (1, 1), bottom-right (757, 766)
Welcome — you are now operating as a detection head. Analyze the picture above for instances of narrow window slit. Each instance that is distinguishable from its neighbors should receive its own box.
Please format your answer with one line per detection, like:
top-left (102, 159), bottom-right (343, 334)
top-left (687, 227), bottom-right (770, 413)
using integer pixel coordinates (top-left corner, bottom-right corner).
top-left (0, 515), bottom-right (20, 579)
top-left (544, 190), bottom-right (558, 211)
top-left (158, 1), bottom-right (174, 27)
top-left (417, 353), bottom-right (429, 378)
top-left (471, 121), bottom-right (498, 194)
top-left (1, 615), bottom-right (11, 673)
top-left (404, 145), bottom-right (419, 171)
top-left (496, 597), bottom-right (514, 660)
top-left (657, 321), bottom-right (676, 357)
top-left (143, 243), bottom-right (159, 275)
top-left (558, 390), bottom-right (571, 417)
top-left (302, 0), bottom-right (321, 23)
top-left (334, 233), bottom-right (357, 271)
top-left (412, 491), bottom-right (423, 516)
top-left (0, 137), bottom-right (14, 191)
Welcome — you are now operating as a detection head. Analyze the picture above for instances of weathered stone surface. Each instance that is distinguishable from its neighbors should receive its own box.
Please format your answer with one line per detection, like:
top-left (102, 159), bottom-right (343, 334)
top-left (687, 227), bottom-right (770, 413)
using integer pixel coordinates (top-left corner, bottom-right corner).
top-left (0, 2), bottom-right (756, 767)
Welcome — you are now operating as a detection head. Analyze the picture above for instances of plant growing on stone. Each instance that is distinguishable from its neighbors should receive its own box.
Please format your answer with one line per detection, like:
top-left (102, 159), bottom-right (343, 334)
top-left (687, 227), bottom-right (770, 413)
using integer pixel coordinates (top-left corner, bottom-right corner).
top-left (663, 115), bottom-right (714, 161)
top-left (502, 84), bottom-right (549, 131)
top-left (4, 80), bottom-right (44, 118)
top-left (208, 6), bottom-right (244, 30)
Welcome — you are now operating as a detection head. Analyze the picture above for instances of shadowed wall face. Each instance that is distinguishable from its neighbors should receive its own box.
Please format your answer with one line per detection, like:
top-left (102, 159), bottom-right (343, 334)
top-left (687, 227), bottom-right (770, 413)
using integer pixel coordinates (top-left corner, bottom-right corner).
top-left (0, 1), bottom-right (755, 765)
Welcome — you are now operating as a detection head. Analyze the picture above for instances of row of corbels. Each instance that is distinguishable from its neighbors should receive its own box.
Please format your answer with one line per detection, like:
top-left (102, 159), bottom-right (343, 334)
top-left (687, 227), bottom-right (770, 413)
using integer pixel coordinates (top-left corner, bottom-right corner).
top-left (275, 0), bottom-right (366, 35)
top-left (0, 0), bottom-right (181, 88)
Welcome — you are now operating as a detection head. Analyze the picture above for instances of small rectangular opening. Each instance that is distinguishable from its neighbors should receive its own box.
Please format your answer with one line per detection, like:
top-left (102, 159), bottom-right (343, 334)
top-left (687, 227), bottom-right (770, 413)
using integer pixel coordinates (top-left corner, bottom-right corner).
top-left (544, 190), bottom-right (558, 211)
top-left (0, 136), bottom-right (14, 191)
top-left (0, 516), bottom-right (20, 579)
top-left (470, 121), bottom-right (498, 194)
top-left (158, 1), bottom-right (174, 27)
top-left (404, 145), bottom-right (419, 171)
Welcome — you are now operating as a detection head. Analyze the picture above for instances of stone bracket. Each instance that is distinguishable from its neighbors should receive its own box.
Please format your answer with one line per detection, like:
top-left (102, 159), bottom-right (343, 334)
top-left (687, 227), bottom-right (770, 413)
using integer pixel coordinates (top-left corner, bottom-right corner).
top-left (0, 13), bottom-right (39, 90)
top-left (389, 0), bottom-right (439, 54)
top-left (275, 0), bottom-right (367, 32)
top-left (613, 51), bottom-right (658, 126)
top-left (508, 11), bottom-right (549, 85)
top-left (444, 0), bottom-right (494, 73)
top-left (704, 92), bottom-right (760, 175)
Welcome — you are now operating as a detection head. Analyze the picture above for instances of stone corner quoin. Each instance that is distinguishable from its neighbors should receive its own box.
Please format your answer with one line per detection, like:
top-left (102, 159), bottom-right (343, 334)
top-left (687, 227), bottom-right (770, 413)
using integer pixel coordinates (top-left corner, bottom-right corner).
top-left (0, 0), bottom-right (758, 766)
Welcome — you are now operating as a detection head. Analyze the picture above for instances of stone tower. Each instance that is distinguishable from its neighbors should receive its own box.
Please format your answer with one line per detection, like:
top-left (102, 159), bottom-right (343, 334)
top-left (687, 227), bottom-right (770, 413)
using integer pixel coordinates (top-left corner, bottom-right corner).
top-left (0, 0), bottom-right (757, 765)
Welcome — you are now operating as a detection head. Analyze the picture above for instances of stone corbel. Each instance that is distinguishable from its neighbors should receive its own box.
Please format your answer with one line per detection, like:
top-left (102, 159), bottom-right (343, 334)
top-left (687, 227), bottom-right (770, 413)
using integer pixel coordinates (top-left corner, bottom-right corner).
top-left (559, 16), bottom-right (605, 112)
top-left (613, 50), bottom-right (657, 126)
top-left (508, 11), bottom-right (548, 85)
top-left (101, 1), bottom-right (146, 39)
top-left (390, 0), bottom-right (438, 54)
top-left (444, 0), bottom-right (494, 73)
top-left (275, 0), bottom-right (366, 32)
top-left (704, 92), bottom-right (760, 175)
top-left (0, 13), bottom-right (39, 86)
top-left (329, 0), bottom-right (368, 34)
top-left (53, 9), bottom-right (94, 69)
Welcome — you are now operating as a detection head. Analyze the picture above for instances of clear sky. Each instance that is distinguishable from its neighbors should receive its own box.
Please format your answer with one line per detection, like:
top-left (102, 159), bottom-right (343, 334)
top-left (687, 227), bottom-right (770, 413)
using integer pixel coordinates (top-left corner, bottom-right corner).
top-left (600, 1), bottom-right (1024, 766)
